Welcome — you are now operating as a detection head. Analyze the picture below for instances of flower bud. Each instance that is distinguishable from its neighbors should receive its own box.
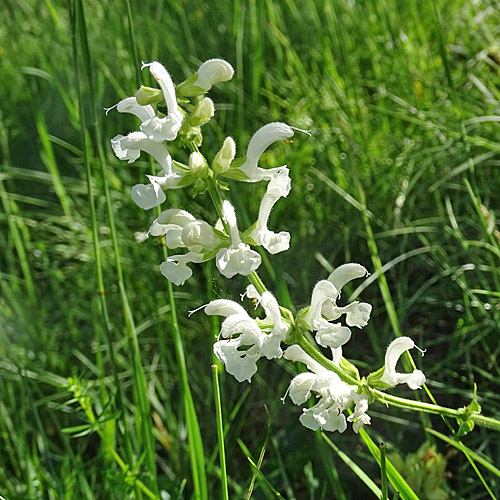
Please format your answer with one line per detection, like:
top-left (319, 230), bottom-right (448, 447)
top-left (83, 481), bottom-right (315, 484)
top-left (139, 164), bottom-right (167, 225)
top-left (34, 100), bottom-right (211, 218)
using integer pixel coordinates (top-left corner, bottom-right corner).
top-left (189, 151), bottom-right (208, 177)
top-left (213, 137), bottom-right (236, 174)
top-left (190, 97), bottom-right (215, 127)
top-left (135, 85), bottom-right (164, 106)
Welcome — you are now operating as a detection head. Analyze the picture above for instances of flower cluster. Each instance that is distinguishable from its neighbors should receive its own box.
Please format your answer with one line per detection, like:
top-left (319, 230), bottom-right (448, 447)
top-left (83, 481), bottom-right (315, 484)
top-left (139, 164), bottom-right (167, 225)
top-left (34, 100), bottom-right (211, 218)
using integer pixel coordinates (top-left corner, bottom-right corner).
top-left (202, 264), bottom-right (426, 434)
top-left (110, 59), bottom-right (300, 285)
top-left (111, 58), bottom-right (426, 435)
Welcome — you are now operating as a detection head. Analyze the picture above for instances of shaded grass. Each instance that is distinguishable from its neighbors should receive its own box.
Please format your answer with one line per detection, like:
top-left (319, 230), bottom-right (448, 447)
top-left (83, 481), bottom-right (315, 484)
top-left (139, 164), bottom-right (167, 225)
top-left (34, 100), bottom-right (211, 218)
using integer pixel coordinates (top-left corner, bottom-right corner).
top-left (1, 0), bottom-right (500, 498)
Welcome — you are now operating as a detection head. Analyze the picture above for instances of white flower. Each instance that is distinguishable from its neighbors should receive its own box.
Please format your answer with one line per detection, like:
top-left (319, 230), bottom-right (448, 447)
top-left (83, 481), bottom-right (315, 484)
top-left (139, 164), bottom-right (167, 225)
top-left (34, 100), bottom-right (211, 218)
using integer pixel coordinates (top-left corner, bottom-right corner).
top-left (237, 123), bottom-right (294, 182)
top-left (216, 201), bottom-right (261, 278)
top-left (159, 252), bottom-right (204, 286)
top-left (205, 291), bottom-right (287, 382)
top-left (347, 394), bottom-right (371, 433)
top-left (195, 59), bottom-right (234, 91)
top-left (249, 168), bottom-right (291, 254)
top-left (322, 263), bottom-right (372, 328)
top-left (140, 61), bottom-right (183, 141)
top-left (131, 177), bottom-right (166, 210)
top-left (284, 345), bottom-right (364, 433)
top-left (380, 337), bottom-right (426, 390)
top-left (111, 131), bottom-right (192, 209)
top-left (304, 280), bottom-right (352, 352)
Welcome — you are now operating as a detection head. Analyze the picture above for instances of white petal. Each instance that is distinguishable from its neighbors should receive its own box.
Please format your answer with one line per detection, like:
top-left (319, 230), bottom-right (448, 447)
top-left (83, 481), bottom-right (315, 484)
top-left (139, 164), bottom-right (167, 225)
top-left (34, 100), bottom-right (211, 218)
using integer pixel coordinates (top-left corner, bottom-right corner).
top-left (288, 372), bottom-right (318, 405)
top-left (196, 59), bottom-right (234, 91)
top-left (345, 302), bottom-right (372, 328)
top-left (216, 244), bottom-right (262, 278)
top-left (299, 411), bottom-right (321, 431)
top-left (204, 299), bottom-right (248, 318)
top-left (238, 123), bottom-right (294, 182)
top-left (148, 209), bottom-right (196, 244)
top-left (395, 370), bottom-right (426, 390)
top-left (315, 323), bottom-right (351, 349)
top-left (182, 220), bottom-right (222, 252)
top-left (112, 131), bottom-right (172, 171)
top-left (219, 314), bottom-right (262, 342)
top-left (141, 114), bottom-right (183, 142)
top-left (245, 285), bottom-right (260, 300)
top-left (283, 345), bottom-right (326, 375)
top-left (250, 169), bottom-right (291, 254)
top-left (214, 340), bottom-right (259, 383)
top-left (327, 263), bottom-right (368, 291)
top-left (111, 134), bottom-right (140, 163)
top-left (221, 200), bottom-right (240, 244)
top-left (145, 61), bottom-right (183, 140)
top-left (131, 180), bottom-right (166, 210)
top-left (159, 252), bottom-right (204, 286)
top-left (116, 96), bottom-right (155, 122)
top-left (304, 280), bottom-right (338, 330)
top-left (324, 301), bottom-right (372, 327)
top-left (380, 337), bottom-right (426, 389)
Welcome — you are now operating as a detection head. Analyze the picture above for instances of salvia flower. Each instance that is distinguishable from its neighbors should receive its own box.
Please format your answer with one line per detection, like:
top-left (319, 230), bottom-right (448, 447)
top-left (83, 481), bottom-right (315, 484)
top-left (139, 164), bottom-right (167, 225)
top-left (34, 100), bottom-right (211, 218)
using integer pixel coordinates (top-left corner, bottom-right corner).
top-left (176, 59), bottom-right (234, 96)
top-left (283, 345), bottom-right (369, 433)
top-left (301, 264), bottom-right (372, 364)
top-left (379, 337), bottom-right (426, 390)
top-left (140, 61), bottom-right (183, 142)
top-left (215, 201), bottom-right (262, 279)
top-left (204, 290), bottom-right (288, 382)
top-left (249, 168), bottom-right (291, 254)
top-left (235, 122), bottom-right (294, 182)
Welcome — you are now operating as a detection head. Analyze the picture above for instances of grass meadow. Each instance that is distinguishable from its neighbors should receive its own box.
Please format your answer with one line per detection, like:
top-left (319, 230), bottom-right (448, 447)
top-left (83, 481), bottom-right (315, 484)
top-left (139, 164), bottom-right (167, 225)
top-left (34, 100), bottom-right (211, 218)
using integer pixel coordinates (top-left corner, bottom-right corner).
top-left (1, 0), bottom-right (500, 498)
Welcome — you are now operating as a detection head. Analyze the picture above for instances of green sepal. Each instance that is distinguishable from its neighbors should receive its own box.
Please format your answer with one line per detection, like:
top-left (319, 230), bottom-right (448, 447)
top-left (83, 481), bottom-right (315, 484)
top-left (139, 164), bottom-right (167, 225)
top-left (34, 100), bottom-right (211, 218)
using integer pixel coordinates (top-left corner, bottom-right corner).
top-left (220, 168), bottom-right (250, 181)
top-left (294, 307), bottom-right (312, 333)
top-left (173, 160), bottom-right (190, 172)
top-left (135, 85), bottom-right (164, 105)
top-left (191, 178), bottom-right (208, 197)
top-left (339, 357), bottom-right (360, 381)
top-left (366, 366), bottom-right (394, 390)
top-left (212, 226), bottom-right (230, 242)
top-left (176, 73), bottom-right (207, 97)
top-left (284, 325), bottom-right (303, 345)
top-left (241, 221), bottom-right (258, 245)
top-left (456, 384), bottom-right (481, 438)
top-left (230, 156), bottom-right (246, 168)
top-left (217, 179), bottom-right (230, 191)
top-left (176, 173), bottom-right (197, 188)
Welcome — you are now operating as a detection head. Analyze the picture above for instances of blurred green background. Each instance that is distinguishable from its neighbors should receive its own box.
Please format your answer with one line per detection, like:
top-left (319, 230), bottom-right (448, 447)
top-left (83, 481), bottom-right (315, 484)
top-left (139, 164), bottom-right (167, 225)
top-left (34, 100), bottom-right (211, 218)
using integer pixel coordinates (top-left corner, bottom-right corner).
top-left (1, 0), bottom-right (500, 498)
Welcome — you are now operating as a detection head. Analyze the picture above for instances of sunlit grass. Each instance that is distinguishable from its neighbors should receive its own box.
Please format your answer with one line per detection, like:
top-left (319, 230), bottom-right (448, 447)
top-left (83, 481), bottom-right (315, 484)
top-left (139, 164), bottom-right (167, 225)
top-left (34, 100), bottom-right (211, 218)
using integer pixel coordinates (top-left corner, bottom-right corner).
top-left (1, 0), bottom-right (500, 498)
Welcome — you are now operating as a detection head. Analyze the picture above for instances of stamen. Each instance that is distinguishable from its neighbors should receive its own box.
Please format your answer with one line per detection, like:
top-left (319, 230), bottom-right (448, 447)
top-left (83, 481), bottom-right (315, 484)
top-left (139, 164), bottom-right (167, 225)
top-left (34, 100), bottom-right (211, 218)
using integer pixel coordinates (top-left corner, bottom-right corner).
top-left (290, 125), bottom-right (312, 136)
top-left (188, 303), bottom-right (207, 316)
top-left (280, 386), bottom-right (290, 404)
top-left (103, 102), bottom-right (119, 115)
top-left (415, 343), bottom-right (427, 357)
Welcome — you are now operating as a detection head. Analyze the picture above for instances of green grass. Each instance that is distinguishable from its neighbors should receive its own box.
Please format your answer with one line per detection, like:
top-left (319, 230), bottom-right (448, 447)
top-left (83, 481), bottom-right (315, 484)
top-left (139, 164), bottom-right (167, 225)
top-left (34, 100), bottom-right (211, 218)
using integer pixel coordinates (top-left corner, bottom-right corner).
top-left (1, 0), bottom-right (500, 498)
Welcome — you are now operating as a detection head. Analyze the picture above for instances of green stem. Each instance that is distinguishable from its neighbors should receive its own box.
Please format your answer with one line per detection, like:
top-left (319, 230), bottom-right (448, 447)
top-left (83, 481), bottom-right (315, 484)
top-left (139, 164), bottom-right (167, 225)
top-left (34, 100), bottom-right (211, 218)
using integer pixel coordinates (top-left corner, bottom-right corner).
top-left (248, 271), bottom-right (267, 295)
top-left (212, 365), bottom-right (229, 500)
top-left (296, 333), bottom-right (359, 386)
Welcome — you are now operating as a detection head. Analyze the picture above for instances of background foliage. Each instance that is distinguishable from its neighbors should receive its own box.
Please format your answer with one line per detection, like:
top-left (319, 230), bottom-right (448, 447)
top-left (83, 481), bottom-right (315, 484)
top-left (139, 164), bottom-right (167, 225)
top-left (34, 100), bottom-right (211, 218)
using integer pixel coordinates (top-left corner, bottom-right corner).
top-left (1, 0), bottom-right (500, 498)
